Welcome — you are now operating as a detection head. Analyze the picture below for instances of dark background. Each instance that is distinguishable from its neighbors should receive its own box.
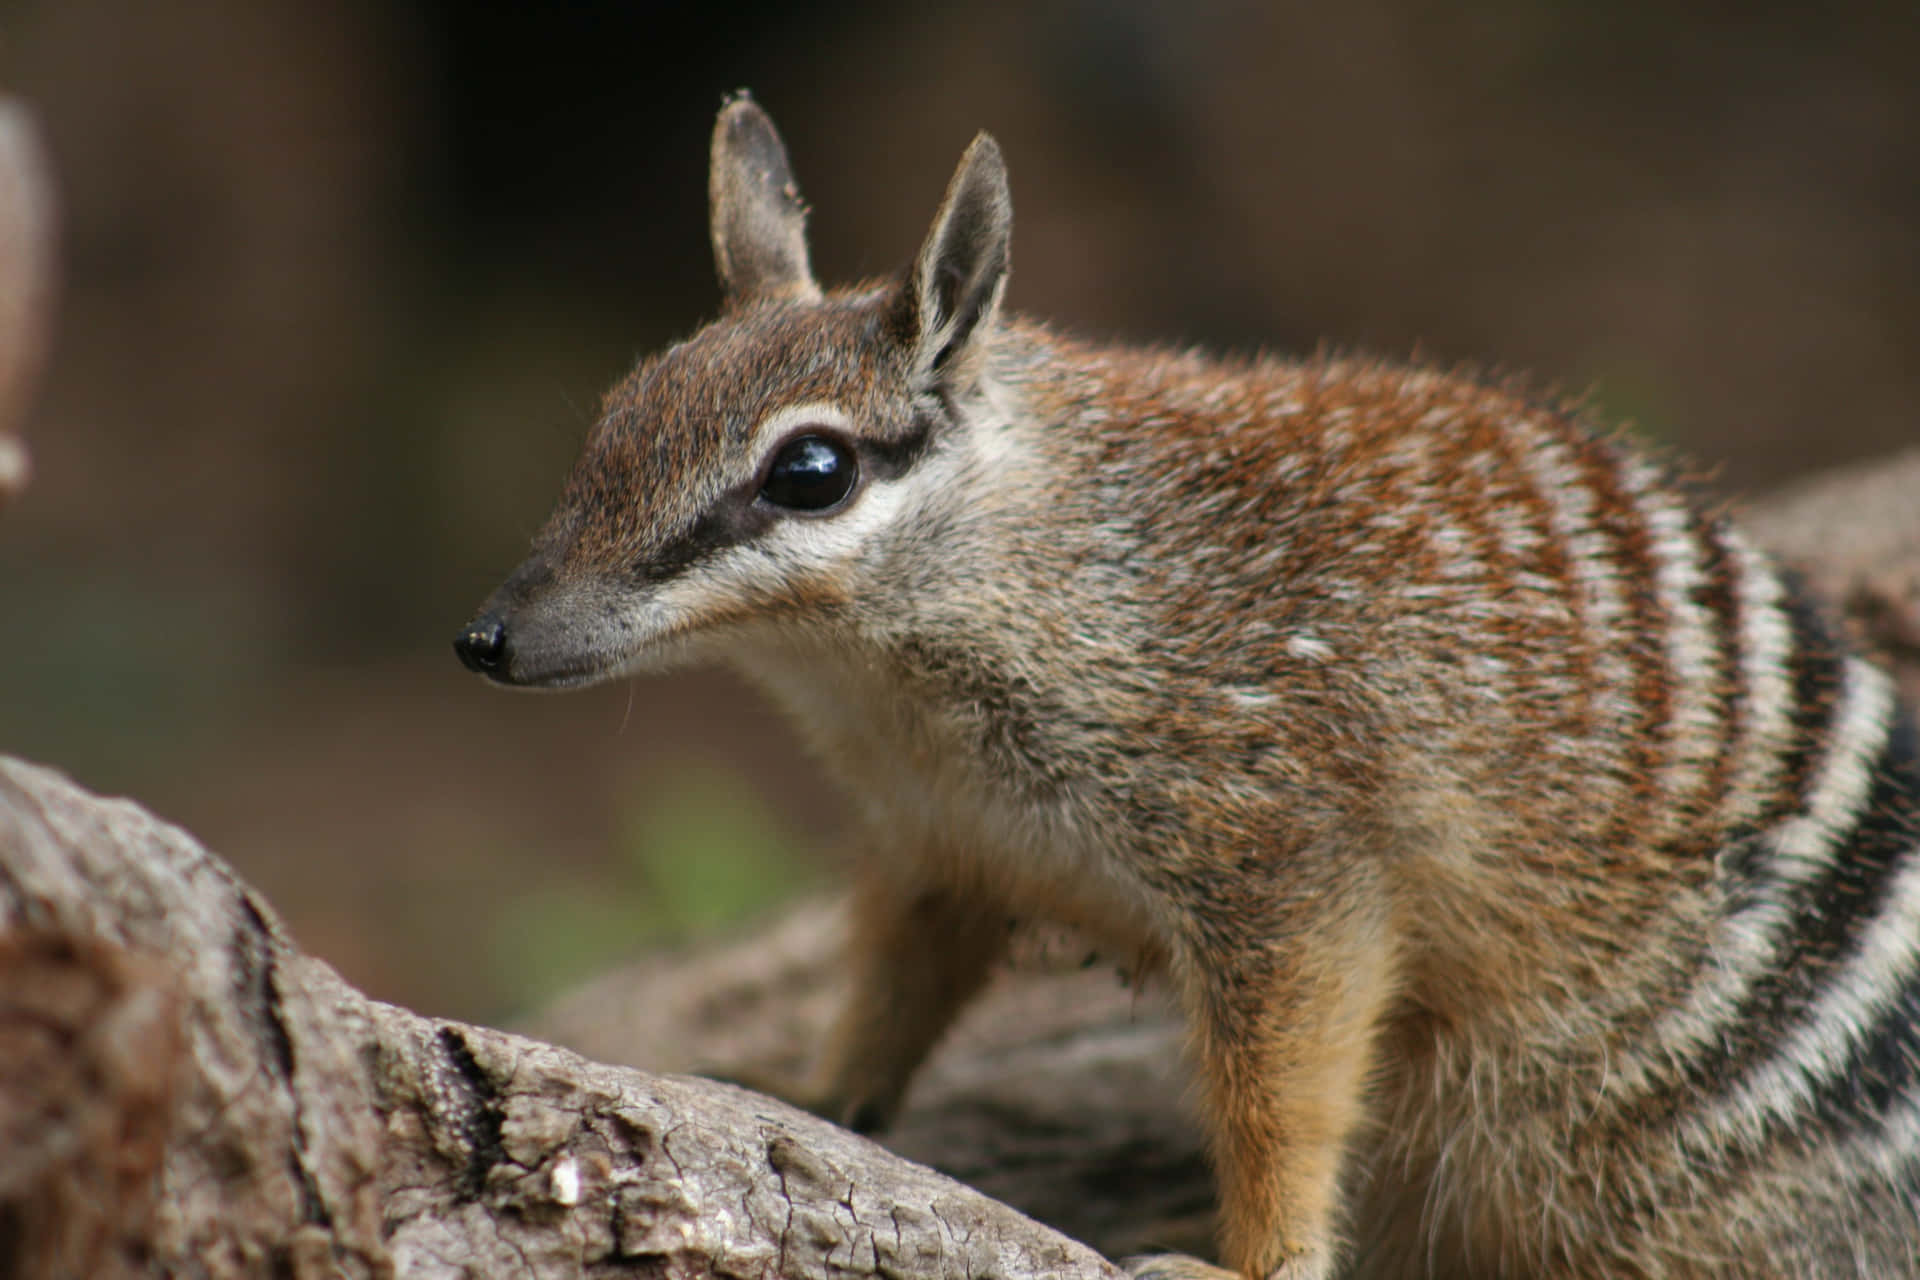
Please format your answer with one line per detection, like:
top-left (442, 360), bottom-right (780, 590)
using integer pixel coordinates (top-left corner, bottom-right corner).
top-left (3, 1), bottom-right (1915, 1022)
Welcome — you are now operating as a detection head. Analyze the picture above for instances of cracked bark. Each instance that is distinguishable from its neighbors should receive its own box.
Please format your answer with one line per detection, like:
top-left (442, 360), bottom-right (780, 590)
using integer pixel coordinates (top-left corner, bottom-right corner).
top-left (0, 757), bottom-right (1125, 1279)
top-left (3, 457), bottom-right (1916, 1277)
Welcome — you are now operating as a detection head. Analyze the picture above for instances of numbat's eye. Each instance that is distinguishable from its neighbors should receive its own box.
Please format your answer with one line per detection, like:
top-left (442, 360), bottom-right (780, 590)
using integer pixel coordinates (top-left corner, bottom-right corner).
top-left (760, 434), bottom-right (859, 511)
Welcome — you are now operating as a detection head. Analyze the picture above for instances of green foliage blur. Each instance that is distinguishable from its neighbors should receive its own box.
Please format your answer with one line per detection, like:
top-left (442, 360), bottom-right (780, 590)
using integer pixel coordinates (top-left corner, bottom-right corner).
top-left (491, 768), bottom-right (821, 1011)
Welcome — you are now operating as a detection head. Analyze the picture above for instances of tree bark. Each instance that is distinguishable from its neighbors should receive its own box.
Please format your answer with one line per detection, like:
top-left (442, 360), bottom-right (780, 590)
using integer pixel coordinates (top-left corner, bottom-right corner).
top-left (0, 758), bottom-right (1124, 1279)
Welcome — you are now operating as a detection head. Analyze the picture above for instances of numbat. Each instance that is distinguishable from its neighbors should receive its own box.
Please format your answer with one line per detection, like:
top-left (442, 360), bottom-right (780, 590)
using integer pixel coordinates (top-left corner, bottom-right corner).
top-left (456, 94), bottom-right (1920, 1279)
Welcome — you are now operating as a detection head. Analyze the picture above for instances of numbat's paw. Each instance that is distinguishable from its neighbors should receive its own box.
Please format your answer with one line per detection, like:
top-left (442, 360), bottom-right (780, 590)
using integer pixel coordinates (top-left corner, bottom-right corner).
top-left (1122, 1252), bottom-right (1333, 1280)
top-left (1267, 1254), bottom-right (1334, 1280)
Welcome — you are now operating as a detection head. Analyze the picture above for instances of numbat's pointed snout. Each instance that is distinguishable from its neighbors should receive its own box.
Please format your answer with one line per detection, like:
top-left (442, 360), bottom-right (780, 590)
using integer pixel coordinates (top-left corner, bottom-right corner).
top-left (452, 614), bottom-right (508, 676)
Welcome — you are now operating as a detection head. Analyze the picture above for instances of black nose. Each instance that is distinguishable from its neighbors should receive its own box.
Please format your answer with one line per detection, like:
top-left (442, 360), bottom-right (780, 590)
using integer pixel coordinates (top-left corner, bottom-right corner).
top-left (454, 615), bottom-right (509, 675)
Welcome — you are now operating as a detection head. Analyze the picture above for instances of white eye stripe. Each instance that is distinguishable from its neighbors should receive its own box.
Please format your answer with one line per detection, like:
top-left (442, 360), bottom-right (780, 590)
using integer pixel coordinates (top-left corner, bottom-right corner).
top-left (749, 400), bottom-right (855, 467)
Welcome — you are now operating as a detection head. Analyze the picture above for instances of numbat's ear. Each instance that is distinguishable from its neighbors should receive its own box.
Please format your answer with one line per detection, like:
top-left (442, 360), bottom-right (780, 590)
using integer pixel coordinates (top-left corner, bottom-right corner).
top-left (900, 132), bottom-right (1011, 389)
top-left (708, 92), bottom-right (821, 307)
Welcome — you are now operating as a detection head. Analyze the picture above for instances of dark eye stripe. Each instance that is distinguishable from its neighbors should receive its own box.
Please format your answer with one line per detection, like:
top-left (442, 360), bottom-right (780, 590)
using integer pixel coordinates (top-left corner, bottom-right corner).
top-left (863, 407), bottom-right (939, 479)
top-left (633, 414), bottom-right (936, 585)
top-left (633, 498), bottom-right (770, 583)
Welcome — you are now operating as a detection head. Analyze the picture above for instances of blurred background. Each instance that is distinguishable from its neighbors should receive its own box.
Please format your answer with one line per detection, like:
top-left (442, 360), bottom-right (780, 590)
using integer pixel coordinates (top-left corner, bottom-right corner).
top-left (1, 1), bottom-right (1915, 1024)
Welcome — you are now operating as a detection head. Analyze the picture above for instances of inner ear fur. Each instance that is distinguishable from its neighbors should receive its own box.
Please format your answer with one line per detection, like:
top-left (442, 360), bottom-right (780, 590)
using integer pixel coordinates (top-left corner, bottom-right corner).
top-left (709, 92), bottom-right (822, 307)
top-left (897, 132), bottom-right (1012, 388)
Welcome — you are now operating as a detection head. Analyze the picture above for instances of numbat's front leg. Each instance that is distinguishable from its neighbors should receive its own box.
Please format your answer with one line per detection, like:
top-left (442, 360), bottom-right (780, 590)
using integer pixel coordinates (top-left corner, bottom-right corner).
top-left (1132, 899), bottom-right (1393, 1280)
top-left (803, 874), bottom-right (1006, 1132)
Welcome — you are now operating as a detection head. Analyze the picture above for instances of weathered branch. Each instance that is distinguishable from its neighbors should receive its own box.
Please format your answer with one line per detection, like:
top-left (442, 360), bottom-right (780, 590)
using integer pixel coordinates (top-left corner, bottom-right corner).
top-left (0, 758), bottom-right (1123, 1278)
top-left (2, 454), bottom-right (1916, 1276)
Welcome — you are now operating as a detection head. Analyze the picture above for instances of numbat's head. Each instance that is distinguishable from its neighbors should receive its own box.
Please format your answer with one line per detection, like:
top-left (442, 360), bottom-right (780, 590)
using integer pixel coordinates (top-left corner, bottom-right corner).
top-left (455, 94), bottom-right (1012, 688)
